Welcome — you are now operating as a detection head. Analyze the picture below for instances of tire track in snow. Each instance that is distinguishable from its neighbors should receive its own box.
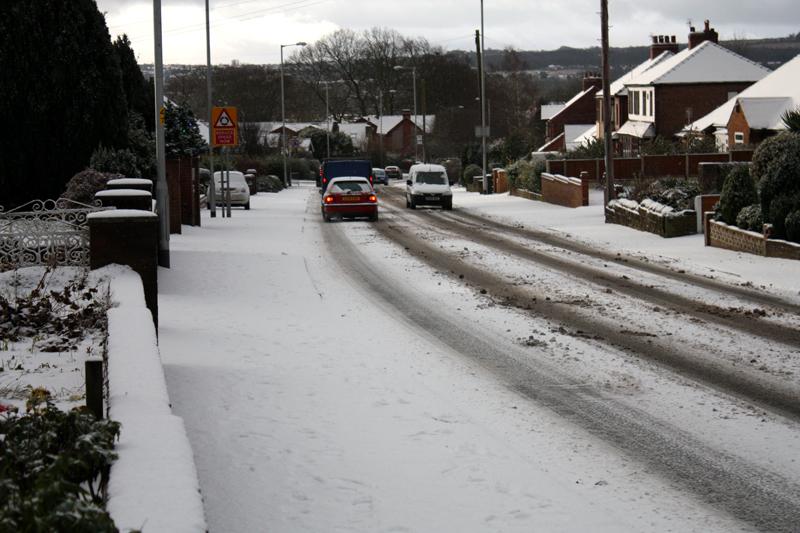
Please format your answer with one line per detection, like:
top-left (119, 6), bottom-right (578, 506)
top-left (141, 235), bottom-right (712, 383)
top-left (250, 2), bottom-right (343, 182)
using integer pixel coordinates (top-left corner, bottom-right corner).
top-left (321, 215), bottom-right (800, 533)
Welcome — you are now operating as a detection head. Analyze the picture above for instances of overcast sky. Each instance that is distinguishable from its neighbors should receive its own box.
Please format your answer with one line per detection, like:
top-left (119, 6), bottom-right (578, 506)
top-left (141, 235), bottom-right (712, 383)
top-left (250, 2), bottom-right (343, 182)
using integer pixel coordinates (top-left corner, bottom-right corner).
top-left (95, 0), bottom-right (800, 64)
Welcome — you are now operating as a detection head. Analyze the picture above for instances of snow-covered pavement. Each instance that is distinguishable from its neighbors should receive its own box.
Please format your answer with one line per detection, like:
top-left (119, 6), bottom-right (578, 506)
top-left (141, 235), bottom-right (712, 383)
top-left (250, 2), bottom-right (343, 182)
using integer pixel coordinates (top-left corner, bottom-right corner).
top-left (157, 183), bottom-right (797, 532)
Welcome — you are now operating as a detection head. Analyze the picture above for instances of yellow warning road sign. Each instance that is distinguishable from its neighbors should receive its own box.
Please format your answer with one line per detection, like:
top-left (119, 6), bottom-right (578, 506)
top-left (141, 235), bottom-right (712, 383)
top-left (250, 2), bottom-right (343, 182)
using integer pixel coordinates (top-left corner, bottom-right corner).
top-left (211, 106), bottom-right (238, 147)
top-left (159, 106), bottom-right (166, 125)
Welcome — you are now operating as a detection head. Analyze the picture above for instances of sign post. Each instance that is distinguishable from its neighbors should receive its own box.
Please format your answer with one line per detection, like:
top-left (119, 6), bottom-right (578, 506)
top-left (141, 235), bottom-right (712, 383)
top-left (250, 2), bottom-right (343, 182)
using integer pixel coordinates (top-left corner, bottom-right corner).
top-left (211, 107), bottom-right (238, 218)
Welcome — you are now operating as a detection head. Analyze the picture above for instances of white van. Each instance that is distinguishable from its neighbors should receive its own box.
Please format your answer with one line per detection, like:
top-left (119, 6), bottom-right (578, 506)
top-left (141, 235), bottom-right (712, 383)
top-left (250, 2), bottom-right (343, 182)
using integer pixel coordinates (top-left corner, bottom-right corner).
top-left (405, 164), bottom-right (452, 210)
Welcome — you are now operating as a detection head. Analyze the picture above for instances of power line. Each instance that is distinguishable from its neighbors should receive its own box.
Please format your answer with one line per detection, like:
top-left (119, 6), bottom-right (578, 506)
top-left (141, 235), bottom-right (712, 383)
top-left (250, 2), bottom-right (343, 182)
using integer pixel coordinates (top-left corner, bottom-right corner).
top-left (123, 0), bottom-right (329, 45)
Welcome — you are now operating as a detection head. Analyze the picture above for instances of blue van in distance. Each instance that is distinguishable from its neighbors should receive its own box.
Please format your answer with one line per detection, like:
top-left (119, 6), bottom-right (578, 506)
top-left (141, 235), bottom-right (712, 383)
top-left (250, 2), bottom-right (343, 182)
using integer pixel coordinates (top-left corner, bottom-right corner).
top-left (318, 159), bottom-right (373, 191)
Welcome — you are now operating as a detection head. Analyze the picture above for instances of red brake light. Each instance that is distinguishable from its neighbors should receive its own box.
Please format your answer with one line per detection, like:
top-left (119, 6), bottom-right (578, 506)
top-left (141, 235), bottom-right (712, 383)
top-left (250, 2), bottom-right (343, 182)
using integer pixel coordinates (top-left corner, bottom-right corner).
top-left (324, 195), bottom-right (334, 204)
top-left (368, 195), bottom-right (377, 202)
top-left (369, 175), bottom-right (373, 184)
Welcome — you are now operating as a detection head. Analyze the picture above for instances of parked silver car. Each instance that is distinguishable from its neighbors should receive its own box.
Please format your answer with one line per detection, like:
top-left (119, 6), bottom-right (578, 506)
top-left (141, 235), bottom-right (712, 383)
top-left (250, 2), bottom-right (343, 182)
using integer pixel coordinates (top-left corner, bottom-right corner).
top-left (212, 171), bottom-right (251, 209)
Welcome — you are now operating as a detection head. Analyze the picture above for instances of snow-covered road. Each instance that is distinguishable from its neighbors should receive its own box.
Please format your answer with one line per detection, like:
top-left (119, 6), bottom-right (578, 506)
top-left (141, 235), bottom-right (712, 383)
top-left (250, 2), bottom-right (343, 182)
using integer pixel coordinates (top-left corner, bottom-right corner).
top-left (158, 183), bottom-right (800, 532)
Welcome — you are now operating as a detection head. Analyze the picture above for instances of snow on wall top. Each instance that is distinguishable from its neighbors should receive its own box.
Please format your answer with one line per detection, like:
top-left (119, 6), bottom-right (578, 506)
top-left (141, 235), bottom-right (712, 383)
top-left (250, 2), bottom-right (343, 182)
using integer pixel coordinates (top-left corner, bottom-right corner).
top-left (95, 189), bottom-right (152, 197)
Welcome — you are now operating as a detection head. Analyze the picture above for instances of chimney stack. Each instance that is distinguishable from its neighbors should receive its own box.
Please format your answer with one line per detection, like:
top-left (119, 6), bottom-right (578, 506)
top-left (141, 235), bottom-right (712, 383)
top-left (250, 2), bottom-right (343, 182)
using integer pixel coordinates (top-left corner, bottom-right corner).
top-left (582, 71), bottom-right (602, 91)
top-left (688, 19), bottom-right (718, 49)
top-left (649, 34), bottom-right (679, 59)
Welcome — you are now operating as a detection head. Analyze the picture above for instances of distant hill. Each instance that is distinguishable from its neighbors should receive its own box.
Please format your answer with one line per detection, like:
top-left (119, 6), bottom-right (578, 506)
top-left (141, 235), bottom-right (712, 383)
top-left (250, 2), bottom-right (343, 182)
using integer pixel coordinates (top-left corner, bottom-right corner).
top-left (476, 34), bottom-right (800, 73)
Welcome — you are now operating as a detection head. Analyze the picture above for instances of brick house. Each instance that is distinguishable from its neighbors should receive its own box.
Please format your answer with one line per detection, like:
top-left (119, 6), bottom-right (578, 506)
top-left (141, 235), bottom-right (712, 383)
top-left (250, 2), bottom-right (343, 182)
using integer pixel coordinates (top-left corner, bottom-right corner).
top-left (595, 37), bottom-right (676, 149)
top-left (684, 54), bottom-right (800, 150)
top-left (537, 73), bottom-right (603, 152)
top-left (616, 21), bottom-right (770, 155)
top-left (360, 110), bottom-right (434, 158)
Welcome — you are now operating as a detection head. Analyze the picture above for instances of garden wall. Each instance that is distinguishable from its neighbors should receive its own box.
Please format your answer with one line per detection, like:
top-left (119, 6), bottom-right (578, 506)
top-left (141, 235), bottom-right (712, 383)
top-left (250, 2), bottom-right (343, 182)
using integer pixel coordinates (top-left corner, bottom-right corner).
top-left (509, 188), bottom-right (543, 201)
top-left (705, 215), bottom-right (800, 260)
top-left (546, 151), bottom-right (754, 181)
top-left (606, 199), bottom-right (696, 238)
top-left (540, 172), bottom-right (588, 208)
top-left (103, 265), bottom-right (207, 532)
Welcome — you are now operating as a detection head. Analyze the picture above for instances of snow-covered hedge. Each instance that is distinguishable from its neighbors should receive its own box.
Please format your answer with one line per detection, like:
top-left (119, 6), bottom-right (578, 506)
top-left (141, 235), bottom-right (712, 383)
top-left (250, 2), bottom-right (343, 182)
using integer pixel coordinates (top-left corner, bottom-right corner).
top-left (102, 265), bottom-right (206, 533)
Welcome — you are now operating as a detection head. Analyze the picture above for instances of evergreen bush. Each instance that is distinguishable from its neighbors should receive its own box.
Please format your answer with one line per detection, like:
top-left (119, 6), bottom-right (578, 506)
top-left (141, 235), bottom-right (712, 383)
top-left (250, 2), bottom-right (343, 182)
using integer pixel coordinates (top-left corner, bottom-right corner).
top-left (719, 166), bottom-right (758, 225)
top-left (768, 193), bottom-right (800, 239)
top-left (0, 393), bottom-right (120, 531)
top-left (785, 210), bottom-right (800, 243)
top-left (751, 133), bottom-right (800, 223)
top-left (90, 146), bottom-right (141, 179)
top-left (736, 204), bottom-right (764, 232)
top-left (61, 170), bottom-right (124, 204)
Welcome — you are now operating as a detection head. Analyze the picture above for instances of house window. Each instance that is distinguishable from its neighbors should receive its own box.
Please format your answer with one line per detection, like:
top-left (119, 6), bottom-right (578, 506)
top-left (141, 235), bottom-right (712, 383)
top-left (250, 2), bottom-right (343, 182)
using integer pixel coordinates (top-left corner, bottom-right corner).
top-left (632, 91), bottom-right (640, 115)
top-left (734, 132), bottom-right (745, 144)
top-left (649, 92), bottom-right (654, 116)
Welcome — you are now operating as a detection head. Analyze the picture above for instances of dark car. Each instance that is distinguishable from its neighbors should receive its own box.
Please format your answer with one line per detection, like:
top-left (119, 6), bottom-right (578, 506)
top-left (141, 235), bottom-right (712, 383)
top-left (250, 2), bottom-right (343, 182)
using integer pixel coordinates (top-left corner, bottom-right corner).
top-left (318, 159), bottom-right (373, 190)
top-left (373, 168), bottom-right (388, 185)
top-left (384, 165), bottom-right (402, 180)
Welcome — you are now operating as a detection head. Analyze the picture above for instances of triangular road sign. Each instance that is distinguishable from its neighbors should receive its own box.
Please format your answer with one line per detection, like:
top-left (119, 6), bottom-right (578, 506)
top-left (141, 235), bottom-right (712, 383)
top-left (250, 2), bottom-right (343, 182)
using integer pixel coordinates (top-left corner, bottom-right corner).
top-left (214, 108), bottom-right (235, 128)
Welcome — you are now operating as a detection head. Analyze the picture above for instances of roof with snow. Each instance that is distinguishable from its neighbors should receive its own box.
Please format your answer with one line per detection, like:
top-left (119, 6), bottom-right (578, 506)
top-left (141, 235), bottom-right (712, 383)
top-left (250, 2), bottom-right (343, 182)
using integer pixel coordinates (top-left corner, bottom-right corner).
top-left (541, 104), bottom-right (566, 120)
top-left (598, 51), bottom-right (674, 97)
top-left (548, 87), bottom-right (597, 122)
top-left (617, 120), bottom-right (655, 138)
top-left (684, 53), bottom-right (800, 133)
top-left (565, 124), bottom-right (596, 151)
top-left (361, 114), bottom-right (435, 135)
top-left (536, 131), bottom-right (565, 152)
top-left (626, 41), bottom-right (770, 87)
top-left (568, 124), bottom-right (598, 150)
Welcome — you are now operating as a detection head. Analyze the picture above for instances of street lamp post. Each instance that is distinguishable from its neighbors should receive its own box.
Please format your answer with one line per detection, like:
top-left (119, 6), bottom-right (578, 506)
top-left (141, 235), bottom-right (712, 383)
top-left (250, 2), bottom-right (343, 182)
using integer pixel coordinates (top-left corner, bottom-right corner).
top-left (393, 65), bottom-right (418, 162)
top-left (379, 90), bottom-right (384, 167)
top-left (205, 0), bottom-right (216, 218)
top-left (280, 41), bottom-right (306, 187)
top-left (153, 0), bottom-right (169, 266)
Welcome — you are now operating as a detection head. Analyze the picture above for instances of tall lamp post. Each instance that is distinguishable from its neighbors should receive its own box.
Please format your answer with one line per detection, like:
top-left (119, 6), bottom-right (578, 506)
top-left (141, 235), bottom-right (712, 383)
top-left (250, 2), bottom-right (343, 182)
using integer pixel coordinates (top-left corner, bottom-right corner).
top-left (280, 41), bottom-right (306, 187)
top-left (153, 0), bottom-right (169, 266)
top-left (479, 0), bottom-right (488, 194)
top-left (393, 65), bottom-right (418, 162)
top-left (205, 0), bottom-right (216, 218)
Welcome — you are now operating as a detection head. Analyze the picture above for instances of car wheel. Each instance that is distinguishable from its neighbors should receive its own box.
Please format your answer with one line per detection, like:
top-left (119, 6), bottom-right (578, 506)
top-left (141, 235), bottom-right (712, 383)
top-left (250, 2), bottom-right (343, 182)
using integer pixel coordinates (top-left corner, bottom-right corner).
top-left (409, 197), bottom-right (416, 209)
top-left (443, 198), bottom-right (453, 210)
top-left (245, 201), bottom-right (251, 210)
top-left (369, 212), bottom-right (379, 222)
top-left (323, 212), bottom-right (331, 222)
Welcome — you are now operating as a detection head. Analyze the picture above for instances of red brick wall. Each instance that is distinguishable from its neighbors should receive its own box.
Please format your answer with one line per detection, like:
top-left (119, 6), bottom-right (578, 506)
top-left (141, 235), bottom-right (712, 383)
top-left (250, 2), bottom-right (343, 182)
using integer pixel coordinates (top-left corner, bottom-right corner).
top-left (541, 173), bottom-right (588, 208)
top-left (655, 83), bottom-right (754, 137)
top-left (546, 88), bottom-right (598, 140)
top-left (165, 160), bottom-right (182, 234)
top-left (727, 105), bottom-right (751, 146)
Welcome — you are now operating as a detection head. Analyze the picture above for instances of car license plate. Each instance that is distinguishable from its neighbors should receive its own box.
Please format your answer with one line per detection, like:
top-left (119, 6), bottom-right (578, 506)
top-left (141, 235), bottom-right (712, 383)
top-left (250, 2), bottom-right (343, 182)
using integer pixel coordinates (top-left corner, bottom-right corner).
top-left (342, 195), bottom-right (360, 202)
top-left (425, 196), bottom-right (438, 201)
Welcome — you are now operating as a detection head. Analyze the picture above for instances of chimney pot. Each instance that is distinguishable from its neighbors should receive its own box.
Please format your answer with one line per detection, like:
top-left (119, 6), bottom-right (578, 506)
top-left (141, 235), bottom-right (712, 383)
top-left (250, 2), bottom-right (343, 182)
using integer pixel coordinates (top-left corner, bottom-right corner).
top-left (671, 35), bottom-right (676, 43)
top-left (704, 19), bottom-right (710, 31)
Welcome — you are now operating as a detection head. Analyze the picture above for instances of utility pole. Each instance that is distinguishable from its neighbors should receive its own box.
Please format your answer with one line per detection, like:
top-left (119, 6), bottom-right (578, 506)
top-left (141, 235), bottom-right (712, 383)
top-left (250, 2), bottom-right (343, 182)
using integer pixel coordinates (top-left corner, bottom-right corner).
top-left (477, 11), bottom-right (489, 194)
top-left (325, 82), bottom-right (331, 159)
top-left (421, 79), bottom-right (426, 163)
top-left (601, 0), bottom-right (615, 203)
top-left (205, 0), bottom-right (216, 218)
top-left (153, 0), bottom-right (169, 267)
